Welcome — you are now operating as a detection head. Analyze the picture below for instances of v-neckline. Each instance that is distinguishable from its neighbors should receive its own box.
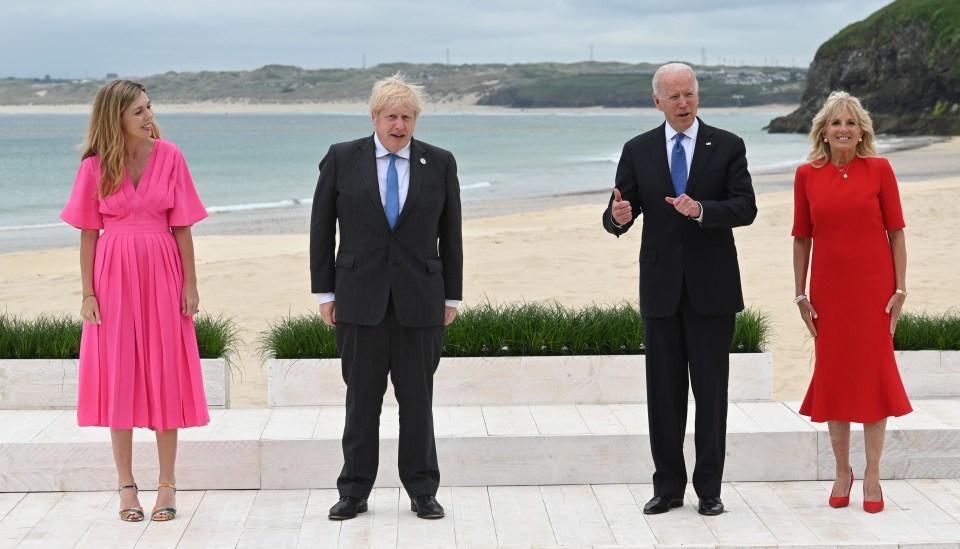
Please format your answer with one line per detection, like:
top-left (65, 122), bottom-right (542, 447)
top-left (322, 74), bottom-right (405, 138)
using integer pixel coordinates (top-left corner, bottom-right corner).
top-left (127, 139), bottom-right (158, 192)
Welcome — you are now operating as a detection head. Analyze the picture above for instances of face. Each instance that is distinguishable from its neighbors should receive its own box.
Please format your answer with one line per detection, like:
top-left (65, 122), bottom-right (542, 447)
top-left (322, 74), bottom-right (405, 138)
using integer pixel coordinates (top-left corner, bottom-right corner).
top-left (823, 107), bottom-right (862, 158)
top-left (653, 71), bottom-right (699, 133)
top-left (120, 91), bottom-right (154, 141)
top-left (372, 102), bottom-right (417, 153)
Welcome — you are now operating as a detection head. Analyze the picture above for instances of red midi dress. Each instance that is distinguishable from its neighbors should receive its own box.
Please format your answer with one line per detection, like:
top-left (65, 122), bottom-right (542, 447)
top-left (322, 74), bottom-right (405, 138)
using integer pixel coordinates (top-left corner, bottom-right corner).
top-left (60, 139), bottom-right (210, 432)
top-left (792, 156), bottom-right (912, 423)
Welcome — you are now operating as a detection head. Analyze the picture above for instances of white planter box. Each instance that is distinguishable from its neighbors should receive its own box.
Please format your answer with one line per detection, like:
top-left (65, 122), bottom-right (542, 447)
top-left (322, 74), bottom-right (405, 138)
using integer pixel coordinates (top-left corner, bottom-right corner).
top-left (0, 358), bottom-right (230, 409)
top-left (896, 350), bottom-right (960, 398)
top-left (268, 353), bottom-right (774, 407)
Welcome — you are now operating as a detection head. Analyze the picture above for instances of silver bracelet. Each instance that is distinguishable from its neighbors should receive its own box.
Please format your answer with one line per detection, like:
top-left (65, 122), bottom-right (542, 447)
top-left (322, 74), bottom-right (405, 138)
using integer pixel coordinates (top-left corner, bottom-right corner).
top-left (793, 294), bottom-right (809, 304)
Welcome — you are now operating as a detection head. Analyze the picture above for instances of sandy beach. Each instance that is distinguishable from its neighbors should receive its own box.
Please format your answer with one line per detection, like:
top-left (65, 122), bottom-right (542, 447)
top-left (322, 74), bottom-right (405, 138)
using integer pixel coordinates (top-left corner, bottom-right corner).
top-left (1, 137), bottom-right (957, 408)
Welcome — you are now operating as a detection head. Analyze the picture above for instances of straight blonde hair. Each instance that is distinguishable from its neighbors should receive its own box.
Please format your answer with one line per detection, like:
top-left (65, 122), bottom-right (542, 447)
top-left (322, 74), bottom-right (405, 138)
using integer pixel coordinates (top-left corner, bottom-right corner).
top-left (369, 73), bottom-right (424, 118)
top-left (807, 91), bottom-right (877, 167)
top-left (81, 80), bottom-right (161, 198)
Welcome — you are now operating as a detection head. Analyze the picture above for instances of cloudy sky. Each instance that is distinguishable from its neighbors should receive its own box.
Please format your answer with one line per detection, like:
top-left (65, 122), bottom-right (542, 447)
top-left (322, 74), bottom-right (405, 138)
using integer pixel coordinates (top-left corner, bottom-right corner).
top-left (1, 0), bottom-right (892, 78)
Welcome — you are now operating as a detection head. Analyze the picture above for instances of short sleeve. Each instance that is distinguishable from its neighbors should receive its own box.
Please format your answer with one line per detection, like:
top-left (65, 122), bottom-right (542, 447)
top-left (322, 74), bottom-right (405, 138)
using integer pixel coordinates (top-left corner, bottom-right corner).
top-left (877, 159), bottom-right (905, 230)
top-left (791, 165), bottom-right (812, 237)
top-left (60, 158), bottom-right (104, 230)
top-left (168, 152), bottom-right (208, 227)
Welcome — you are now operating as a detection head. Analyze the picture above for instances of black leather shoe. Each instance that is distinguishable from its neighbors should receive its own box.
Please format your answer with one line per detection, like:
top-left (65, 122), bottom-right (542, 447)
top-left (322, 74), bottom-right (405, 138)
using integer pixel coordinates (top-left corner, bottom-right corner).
top-left (411, 495), bottom-right (445, 519)
top-left (643, 495), bottom-right (684, 515)
top-left (698, 496), bottom-right (724, 516)
top-left (328, 496), bottom-right (367, 520)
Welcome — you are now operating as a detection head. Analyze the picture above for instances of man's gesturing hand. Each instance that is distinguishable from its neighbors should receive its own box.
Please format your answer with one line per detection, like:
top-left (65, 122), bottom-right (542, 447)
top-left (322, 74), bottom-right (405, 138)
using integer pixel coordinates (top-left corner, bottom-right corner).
top-left (611, 188), bottom-right (633, 225)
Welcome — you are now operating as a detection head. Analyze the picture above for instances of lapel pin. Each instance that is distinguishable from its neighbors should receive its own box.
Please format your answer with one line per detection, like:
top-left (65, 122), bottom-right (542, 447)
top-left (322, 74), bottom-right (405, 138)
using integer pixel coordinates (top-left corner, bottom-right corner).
top-left (420, 157), bottom-right (426, 165)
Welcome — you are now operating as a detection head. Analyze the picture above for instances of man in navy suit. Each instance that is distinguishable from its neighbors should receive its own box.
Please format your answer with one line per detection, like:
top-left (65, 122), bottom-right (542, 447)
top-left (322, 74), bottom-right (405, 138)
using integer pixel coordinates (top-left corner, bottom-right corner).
top-left (602, 63), bottom-right (757, 516)
top-left (311, 74), bottom-right (463, 520)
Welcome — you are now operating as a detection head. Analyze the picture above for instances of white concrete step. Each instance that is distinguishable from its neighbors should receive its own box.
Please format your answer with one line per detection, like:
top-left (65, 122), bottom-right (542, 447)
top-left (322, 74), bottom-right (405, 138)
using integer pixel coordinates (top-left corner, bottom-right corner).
top-left (268, 354), bottom-right (775, 406)
top-left (2, 400), bottom-right (960, 492)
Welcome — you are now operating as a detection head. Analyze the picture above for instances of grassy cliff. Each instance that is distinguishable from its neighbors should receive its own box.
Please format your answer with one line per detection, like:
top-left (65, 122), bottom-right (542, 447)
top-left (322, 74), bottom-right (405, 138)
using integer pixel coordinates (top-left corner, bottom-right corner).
top-left (0, 61), bottom-right (804, 109)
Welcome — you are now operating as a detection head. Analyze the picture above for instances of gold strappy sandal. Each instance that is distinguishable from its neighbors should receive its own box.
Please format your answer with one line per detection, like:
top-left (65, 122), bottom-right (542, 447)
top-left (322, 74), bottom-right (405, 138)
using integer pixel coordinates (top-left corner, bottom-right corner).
top-left (151, 483), bottom-right (177, 521)
top-left (118, 483), bottom-right (144, 522)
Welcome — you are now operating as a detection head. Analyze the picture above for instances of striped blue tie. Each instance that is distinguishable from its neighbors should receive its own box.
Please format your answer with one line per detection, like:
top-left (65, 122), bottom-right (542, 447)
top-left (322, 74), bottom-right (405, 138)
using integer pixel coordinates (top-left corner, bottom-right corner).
top-left (386, 154), bottom-right (399, 229)
top-left (671, 133), bottom-right (687, 196)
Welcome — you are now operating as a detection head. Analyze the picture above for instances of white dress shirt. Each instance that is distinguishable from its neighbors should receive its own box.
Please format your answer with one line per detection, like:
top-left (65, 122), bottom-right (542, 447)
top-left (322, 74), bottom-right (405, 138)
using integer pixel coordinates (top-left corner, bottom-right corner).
top-left (664, 118), bottom-right (698, 177)
top-left (316, 134), bottom-right (458, 309)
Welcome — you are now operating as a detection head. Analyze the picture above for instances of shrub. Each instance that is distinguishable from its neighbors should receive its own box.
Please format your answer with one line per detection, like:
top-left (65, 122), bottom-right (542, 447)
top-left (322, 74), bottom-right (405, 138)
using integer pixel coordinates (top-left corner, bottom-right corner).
top-left (894, 311), bottom-right (960, 351)
top-left (0, 312), bottom-right (239, 360)
top-left (257, 313), bottom-right (338, 360)
top-left (258, 302), bottom-right (773, 359)
top-left (0, 313), bottom-right (81, 359)
top-left (194, 313), bottom-right (242, 361)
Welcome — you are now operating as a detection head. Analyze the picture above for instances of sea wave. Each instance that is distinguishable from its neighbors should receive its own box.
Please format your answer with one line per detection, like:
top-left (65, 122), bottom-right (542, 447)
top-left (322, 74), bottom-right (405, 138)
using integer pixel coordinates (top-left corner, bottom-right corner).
top-left (461, 181), bottom-right (492, 191)
top-left (206, 198), bottom-right (312, 213)
top-left (751, 157), bottom-right (808, 175)
top-left (584, 153), bottom-right (621, 164)
top-left (0, 222), bottom-right (65, 232)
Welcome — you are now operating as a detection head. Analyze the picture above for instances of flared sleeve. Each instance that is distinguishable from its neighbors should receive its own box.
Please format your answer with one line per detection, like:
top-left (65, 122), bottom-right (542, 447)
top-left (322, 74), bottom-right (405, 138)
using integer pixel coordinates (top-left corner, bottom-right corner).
top-left (168, 151), bottom-right (208, 227)
top-left (60, 157), bottom-right (104, 230)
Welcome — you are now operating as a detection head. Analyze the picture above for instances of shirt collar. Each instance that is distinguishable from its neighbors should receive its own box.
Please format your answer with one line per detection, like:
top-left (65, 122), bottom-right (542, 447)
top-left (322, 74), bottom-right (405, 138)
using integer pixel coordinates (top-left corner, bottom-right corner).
top-left (373, 133), bottom-right (412, 160)
top-left (665, 117), bottom-right (700, 143)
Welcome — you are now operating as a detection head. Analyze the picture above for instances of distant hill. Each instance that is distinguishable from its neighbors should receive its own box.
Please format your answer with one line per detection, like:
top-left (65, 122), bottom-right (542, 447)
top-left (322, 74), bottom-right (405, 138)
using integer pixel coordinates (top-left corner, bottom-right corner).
top-left (0, 62), bottom-right (806, 109)
top-left (768, 0), bottom-right (960, 135)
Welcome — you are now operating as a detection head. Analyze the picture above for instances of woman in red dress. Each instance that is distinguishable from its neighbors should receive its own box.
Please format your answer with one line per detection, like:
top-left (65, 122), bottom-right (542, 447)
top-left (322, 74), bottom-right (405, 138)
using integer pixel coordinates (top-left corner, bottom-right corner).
top-left (792, 91), bottom-right (912, 513)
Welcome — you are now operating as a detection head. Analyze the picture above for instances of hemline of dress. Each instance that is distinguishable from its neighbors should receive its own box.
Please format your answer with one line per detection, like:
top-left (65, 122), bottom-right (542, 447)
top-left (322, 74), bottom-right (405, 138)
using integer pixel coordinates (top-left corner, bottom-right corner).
top-left (77, 420), bottom-right (210, 433)
top-left (799, 408), bottom-right (913, 424)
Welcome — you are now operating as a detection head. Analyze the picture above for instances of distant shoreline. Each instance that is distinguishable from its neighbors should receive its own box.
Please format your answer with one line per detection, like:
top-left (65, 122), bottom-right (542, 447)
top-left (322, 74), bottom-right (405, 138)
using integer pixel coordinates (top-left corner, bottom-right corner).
top-left (0, 102), bottom-right (799, 115)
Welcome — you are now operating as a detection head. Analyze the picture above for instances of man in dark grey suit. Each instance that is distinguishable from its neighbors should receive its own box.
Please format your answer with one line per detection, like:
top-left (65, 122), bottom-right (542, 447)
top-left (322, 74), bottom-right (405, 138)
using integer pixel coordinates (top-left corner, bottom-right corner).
top-left (310, 74), bottom-right (463, 520)
top-left (602, 63), bottom-right (757, 516)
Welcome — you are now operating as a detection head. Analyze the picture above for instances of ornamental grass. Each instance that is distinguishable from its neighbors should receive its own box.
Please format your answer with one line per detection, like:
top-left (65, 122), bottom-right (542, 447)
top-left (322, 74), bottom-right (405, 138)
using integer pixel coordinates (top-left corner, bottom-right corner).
top-left (893, 311), bottom-right (960, 351)
top-left (0, 312), bottom-right (240, 360)
top-left (258, 302), bottom-right (774, 359)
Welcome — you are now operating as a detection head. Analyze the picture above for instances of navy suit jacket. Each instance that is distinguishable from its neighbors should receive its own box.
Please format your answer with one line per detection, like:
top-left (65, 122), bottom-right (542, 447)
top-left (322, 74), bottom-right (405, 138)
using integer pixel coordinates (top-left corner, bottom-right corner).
top-left (602, 118), bottom-right (757, 317)
top-left (310, 135), bottom-right (463, 327)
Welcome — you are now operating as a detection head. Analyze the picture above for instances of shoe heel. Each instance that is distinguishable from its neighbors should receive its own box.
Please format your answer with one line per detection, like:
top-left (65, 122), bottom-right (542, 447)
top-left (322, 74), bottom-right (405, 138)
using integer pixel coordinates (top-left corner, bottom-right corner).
top-left (828, 468), bottom-right (854, 508)
top-left (863, 486), bottom-right (884, 513)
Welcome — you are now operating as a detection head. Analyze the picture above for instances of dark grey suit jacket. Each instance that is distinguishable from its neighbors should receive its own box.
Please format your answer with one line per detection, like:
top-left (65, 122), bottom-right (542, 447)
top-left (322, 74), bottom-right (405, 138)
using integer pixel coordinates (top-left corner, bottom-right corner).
top-left (310, 135), bottom-right (463, 327)
top-left (602, 118), bottom-right (757, 317)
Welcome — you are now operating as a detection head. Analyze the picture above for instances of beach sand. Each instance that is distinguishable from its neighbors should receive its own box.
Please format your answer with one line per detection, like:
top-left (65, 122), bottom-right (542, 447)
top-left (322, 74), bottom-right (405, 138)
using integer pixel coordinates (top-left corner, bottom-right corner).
top-left (1, 138), bottom-right (958, 408)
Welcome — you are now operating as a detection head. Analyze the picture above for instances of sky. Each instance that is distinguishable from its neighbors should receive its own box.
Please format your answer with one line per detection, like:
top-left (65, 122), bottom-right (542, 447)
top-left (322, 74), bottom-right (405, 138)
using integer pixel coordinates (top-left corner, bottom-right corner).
top-left (0, 0), bottom-right (893, 79)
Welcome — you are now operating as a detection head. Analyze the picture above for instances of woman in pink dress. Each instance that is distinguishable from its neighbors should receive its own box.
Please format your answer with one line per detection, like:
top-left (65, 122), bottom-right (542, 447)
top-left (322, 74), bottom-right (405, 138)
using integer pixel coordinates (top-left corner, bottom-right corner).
top-left (792, 91), bottom-right (911, 514)
top-left (61, 80), bottom-right (209, 522)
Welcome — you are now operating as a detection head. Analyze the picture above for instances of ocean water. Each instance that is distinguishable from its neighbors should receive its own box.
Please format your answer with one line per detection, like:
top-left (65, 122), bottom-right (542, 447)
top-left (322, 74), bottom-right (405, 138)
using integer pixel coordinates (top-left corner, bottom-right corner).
top-left (0, 110), bottom-right (811, 231)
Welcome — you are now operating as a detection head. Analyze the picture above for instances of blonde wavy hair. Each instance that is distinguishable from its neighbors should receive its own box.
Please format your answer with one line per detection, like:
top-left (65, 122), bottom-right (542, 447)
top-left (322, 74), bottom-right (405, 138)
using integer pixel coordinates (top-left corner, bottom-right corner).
top-left (81, 80), bottom-right (161, 198)
top-left (369, 73), bottom-right (424, 118)
top-left (807, 91), bottom-right (877, 167)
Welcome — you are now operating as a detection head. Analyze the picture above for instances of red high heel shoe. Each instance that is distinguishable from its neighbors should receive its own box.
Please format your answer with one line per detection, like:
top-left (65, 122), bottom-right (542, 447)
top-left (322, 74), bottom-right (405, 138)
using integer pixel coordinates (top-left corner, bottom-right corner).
top-left (863, 486), bottom-right (884, 513)
top-left (828, 468), bottom-right (854, 508)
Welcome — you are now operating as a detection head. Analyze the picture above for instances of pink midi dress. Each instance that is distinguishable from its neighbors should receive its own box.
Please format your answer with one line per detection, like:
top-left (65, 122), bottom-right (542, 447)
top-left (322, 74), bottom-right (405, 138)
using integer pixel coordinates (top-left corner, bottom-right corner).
top-left (60, 139), bottom-right (210, 432)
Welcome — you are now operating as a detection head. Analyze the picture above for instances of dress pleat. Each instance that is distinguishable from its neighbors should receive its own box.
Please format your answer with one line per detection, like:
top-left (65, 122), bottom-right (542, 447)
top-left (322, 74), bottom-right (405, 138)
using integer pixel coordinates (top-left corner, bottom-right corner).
top-left (61, 139), bottom-right (209, 432)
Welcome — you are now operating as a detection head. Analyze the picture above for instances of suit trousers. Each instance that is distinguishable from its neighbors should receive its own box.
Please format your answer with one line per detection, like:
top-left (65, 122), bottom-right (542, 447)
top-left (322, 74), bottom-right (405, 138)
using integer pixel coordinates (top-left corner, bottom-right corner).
top-left (335, 299), bottom-right (444, 500)
top-left (643, 283), bottom-right (734, 498)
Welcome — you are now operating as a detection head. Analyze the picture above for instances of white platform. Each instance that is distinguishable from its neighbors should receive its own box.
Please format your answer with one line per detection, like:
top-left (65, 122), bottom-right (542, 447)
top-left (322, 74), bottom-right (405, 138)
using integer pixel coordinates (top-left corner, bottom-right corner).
top-left (2, 481), bottom-right (960, 548)
top-left (3, 400), bottom-right (960, 492)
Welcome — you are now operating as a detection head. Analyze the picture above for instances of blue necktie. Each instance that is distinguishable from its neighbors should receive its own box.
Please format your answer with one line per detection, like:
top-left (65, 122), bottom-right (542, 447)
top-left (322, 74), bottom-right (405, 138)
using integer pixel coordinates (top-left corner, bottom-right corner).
top-left (671, 133), bottom-right (687, 196)
top-left (386, 154), bottom-right (399, 229)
